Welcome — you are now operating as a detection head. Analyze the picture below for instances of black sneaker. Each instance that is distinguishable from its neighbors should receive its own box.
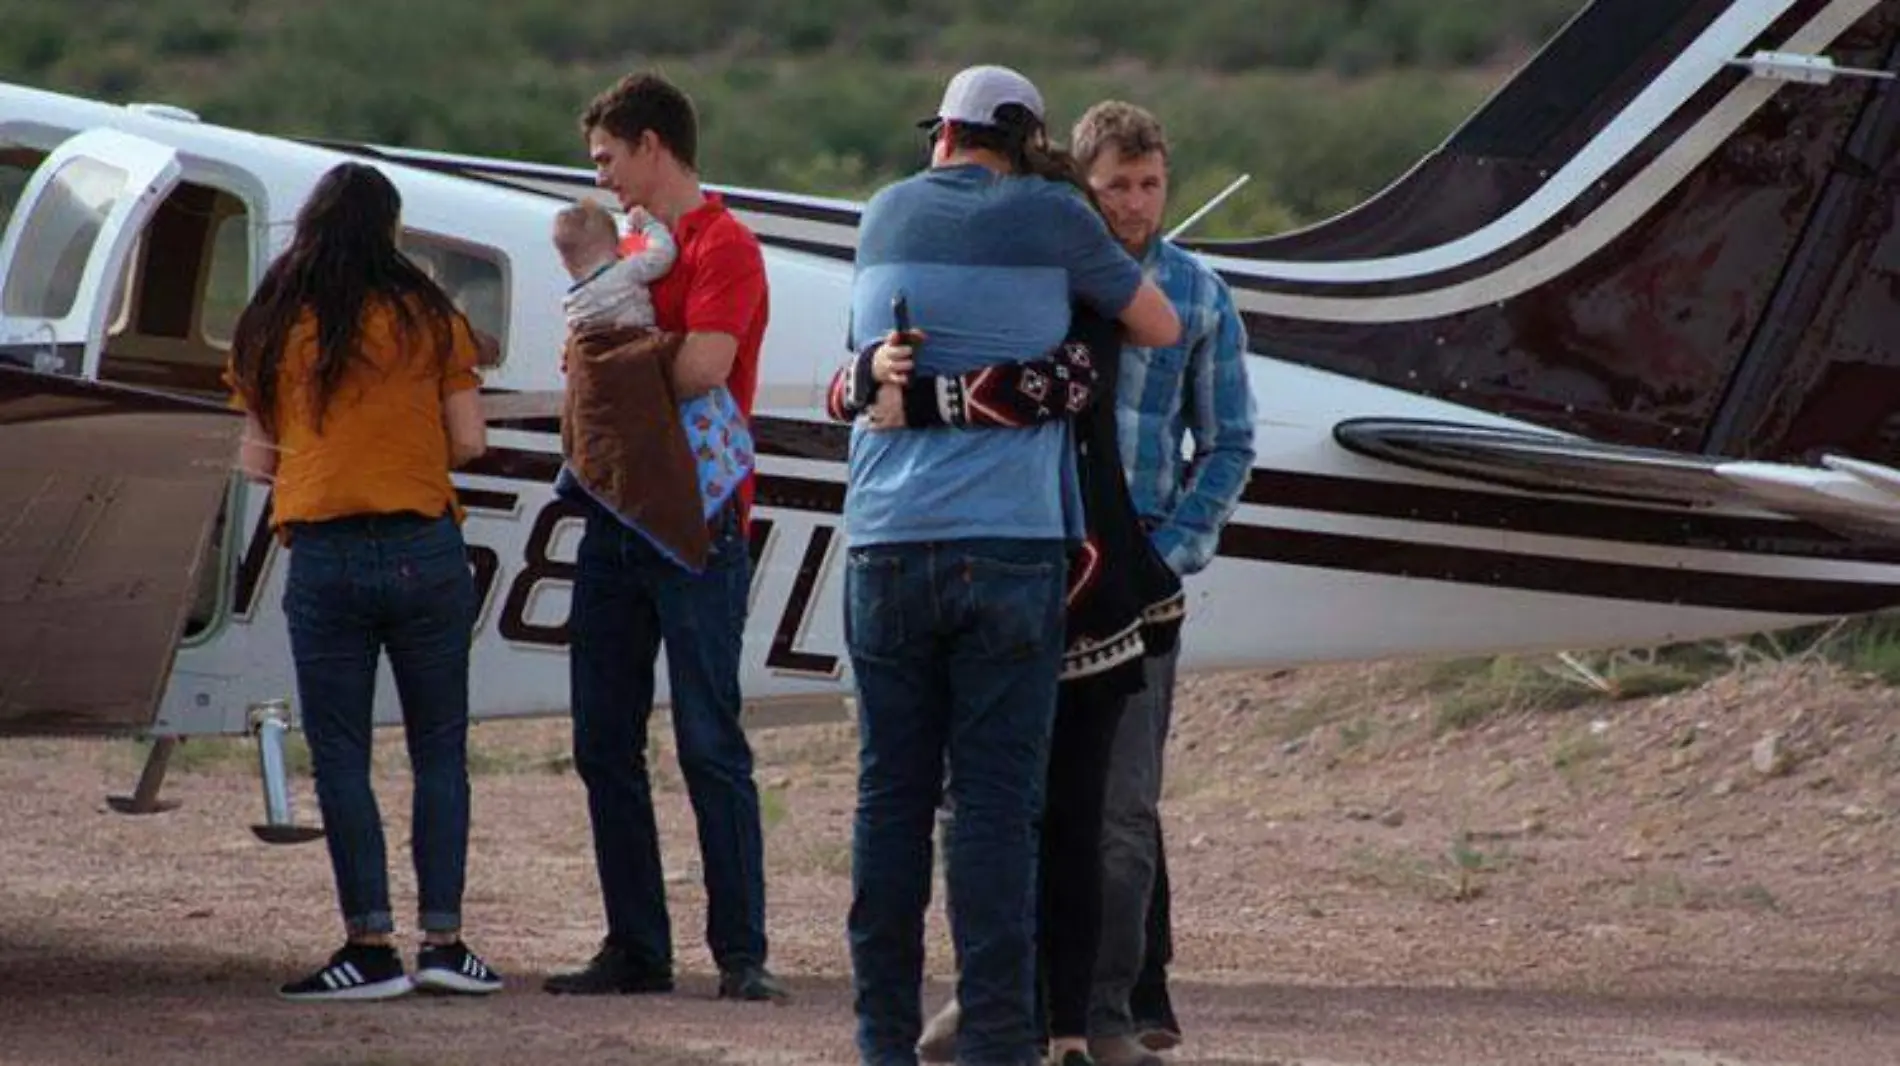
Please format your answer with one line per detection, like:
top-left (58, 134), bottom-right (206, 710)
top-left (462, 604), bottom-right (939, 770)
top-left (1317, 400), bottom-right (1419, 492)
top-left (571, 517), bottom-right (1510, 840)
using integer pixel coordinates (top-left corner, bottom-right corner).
top-left (542, 943), bottom-right (675, 995)
top-left (716, 963), bottom-right (788, 1002)
top-left (414, 940), bottom-right (503, 995)
top-left (279, 943), bottom-right (412, 1002)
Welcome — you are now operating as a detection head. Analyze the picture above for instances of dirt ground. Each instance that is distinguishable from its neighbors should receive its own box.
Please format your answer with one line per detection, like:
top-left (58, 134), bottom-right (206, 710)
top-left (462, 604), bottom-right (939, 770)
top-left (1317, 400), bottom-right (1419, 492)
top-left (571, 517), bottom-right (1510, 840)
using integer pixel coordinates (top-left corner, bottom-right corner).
top-left (3, 658), bottom-right (1898, 1065)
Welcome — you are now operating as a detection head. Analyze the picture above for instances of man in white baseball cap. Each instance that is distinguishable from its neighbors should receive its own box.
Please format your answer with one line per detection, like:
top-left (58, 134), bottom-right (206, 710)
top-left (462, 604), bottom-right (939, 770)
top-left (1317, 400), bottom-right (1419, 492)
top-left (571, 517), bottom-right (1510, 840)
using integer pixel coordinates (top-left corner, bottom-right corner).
top-left (918, 64), bottom-right (1047, 131)
top-left (840, 59), bottom-right (1182, 1066)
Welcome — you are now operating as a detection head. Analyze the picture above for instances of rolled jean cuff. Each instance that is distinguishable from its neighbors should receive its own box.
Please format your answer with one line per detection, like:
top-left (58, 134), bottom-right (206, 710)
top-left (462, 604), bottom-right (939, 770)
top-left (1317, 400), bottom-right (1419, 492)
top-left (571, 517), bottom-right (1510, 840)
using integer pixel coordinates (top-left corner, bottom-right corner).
top-left (346, 911), bottom-right (395, 936)
top-left (418, 910), bottom-right (461, 934)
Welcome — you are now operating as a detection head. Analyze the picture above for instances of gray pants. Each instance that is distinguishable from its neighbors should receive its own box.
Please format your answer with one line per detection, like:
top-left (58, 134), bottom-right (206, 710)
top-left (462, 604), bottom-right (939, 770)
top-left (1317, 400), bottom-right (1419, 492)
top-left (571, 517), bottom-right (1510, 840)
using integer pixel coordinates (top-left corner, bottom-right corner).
top-left (1088, 645), bottom-right (1177, 1038)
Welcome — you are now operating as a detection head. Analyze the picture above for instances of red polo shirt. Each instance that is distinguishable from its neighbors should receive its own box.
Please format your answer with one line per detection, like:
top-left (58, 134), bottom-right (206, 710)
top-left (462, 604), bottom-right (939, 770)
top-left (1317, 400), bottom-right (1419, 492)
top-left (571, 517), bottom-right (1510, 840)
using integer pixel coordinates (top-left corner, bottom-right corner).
top-left (622, 193), bottom-right (769, 517)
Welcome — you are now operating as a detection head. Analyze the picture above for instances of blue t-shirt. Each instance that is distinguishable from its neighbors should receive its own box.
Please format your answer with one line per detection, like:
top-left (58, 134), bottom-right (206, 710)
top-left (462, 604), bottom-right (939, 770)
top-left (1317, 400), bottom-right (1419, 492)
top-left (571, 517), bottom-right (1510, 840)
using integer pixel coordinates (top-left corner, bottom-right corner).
top-left (845, 165), bottom-right (1143, 548)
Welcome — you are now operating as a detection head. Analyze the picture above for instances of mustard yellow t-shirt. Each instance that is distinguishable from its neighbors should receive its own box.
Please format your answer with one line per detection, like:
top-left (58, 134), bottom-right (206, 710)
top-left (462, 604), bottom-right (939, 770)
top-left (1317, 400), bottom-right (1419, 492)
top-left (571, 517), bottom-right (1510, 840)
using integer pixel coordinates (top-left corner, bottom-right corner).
top-left (231, 297), bottom-right (481, 532)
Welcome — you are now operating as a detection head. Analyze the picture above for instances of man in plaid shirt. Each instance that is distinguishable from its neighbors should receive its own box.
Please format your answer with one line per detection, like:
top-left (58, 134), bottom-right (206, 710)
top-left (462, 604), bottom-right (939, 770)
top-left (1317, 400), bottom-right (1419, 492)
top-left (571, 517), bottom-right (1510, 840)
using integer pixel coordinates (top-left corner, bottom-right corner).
top-left (1075, 99), bottom-right (1257, 1066)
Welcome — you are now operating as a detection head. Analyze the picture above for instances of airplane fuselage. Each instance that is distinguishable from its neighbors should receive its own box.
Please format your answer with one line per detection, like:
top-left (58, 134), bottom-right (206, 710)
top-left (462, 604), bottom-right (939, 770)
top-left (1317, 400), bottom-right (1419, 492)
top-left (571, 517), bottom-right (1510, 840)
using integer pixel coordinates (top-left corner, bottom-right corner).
top-left (6, 17), bottom-right (1900, 743)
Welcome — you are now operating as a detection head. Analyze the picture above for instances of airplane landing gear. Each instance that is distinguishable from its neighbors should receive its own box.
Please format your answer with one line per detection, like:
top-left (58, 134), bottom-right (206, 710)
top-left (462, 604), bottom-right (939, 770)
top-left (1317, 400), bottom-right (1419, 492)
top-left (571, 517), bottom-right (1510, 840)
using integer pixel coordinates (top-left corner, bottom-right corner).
top-left (250, 700), bottom-right (323, 845)
top-left (107, 736), bottom-right (182, 814)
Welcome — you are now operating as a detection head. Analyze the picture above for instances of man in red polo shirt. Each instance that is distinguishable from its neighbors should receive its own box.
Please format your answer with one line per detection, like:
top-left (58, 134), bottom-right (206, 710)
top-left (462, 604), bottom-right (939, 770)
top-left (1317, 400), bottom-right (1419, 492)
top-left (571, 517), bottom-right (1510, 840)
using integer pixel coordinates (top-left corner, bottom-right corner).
top-left (545, 71), bottom-right (783, 1003)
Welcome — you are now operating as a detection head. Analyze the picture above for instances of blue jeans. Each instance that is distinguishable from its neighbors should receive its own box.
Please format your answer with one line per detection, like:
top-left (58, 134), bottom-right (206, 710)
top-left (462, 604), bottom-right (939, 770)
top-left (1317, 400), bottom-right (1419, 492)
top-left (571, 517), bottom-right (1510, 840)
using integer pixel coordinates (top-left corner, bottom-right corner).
top-left (284, 512), bottom-right (476, 937)
top-left (846, 539), bottom-right (1067, 1066)
top-left (568, 495), bottom-right (766, 972)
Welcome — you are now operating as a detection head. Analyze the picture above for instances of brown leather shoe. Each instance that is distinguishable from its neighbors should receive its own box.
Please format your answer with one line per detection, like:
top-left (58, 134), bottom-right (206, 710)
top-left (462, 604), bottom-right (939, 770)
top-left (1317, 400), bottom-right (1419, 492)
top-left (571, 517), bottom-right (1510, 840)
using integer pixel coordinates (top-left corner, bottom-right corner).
top-left (916, 998), bottom-right (960, 1062)
top-left (1136, 1025), bottom-right (1181, 1052)
top-left (1088, 1034), bottom-right (1163, 1066)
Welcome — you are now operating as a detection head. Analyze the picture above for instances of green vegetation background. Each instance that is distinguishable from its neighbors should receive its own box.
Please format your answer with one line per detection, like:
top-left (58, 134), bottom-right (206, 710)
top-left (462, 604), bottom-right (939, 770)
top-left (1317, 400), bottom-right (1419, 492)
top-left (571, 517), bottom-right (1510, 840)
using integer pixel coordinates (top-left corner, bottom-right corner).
top-left (0, 0), bottom-right (1585, 235)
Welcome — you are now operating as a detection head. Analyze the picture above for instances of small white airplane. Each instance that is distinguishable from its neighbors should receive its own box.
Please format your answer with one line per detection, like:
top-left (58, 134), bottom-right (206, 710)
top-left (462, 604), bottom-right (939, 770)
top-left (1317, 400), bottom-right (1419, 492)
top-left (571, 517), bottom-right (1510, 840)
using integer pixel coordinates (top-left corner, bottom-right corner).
top-left (5, 0), bottom-right (1900, 836)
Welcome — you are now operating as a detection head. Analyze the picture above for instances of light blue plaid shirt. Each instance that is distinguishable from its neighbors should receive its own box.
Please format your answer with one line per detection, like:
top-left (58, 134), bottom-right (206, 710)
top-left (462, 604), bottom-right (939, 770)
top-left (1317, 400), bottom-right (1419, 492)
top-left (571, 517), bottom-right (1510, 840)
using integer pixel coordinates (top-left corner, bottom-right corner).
top-left (1116, 239), bottom-right (1257, 575)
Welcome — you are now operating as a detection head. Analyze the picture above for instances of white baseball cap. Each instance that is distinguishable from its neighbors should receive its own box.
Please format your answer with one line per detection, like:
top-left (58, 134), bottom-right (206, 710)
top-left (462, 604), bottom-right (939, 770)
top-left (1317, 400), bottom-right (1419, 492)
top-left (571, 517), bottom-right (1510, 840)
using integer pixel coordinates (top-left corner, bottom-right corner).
top-left (919, 65), bottom-right (1046, 129)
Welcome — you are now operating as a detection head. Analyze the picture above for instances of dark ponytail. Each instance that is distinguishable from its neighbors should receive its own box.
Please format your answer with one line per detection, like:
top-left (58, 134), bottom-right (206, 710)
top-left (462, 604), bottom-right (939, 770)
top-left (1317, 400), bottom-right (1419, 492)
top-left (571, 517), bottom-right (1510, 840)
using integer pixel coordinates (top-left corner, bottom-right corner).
top-left (949, 103), bottom-right (1102, 212)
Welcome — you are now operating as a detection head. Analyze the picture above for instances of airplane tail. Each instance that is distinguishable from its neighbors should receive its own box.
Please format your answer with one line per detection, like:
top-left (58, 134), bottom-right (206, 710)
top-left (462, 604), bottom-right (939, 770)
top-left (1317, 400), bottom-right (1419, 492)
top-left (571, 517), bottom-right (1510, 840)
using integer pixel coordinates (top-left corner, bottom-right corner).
top-left (331, 0), bottom-right (1900, 504)
top-left (1192, 0), bottom-right (1900, 468)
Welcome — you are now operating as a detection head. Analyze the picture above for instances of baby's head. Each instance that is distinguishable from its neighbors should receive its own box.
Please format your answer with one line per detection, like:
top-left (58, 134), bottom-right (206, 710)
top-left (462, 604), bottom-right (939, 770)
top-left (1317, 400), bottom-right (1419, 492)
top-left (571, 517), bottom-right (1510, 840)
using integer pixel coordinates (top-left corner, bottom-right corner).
top-left (553, 199), bottom-right (620, 279)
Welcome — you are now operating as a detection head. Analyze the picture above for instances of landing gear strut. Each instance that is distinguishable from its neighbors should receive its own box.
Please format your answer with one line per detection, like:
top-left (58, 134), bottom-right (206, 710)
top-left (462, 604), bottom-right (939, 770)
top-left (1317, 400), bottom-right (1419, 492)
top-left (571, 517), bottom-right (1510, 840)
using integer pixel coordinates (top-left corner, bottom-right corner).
top-left (250, 699), bottom-right (323, 845)
top-left (107, 736), bottom-right (182, 814)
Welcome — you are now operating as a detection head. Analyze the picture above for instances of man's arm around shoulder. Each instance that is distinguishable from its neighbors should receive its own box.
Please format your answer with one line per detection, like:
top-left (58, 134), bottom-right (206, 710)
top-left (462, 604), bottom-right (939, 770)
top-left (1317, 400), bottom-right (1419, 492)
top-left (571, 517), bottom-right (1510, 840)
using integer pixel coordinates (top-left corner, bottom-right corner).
top-left (1049, 186), bottom-right (1181, 348)
top-left (1120, 280), bottom-right (1179, 349)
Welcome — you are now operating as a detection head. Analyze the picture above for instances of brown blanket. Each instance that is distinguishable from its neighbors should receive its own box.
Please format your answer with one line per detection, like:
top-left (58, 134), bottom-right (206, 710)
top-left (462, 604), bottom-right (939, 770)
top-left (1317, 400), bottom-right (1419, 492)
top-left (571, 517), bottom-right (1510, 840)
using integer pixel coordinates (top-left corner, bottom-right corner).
top-left (561, 325), bottom-right (709, 571)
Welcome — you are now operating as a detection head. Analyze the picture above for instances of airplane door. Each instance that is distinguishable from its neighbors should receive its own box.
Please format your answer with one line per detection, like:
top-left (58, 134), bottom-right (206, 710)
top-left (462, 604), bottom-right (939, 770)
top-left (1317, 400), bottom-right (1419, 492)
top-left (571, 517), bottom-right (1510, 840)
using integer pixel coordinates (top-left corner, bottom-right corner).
top-left (0, 128), bottom-right (182, 378)
top-left (0, 128), bottom-right (242, 736)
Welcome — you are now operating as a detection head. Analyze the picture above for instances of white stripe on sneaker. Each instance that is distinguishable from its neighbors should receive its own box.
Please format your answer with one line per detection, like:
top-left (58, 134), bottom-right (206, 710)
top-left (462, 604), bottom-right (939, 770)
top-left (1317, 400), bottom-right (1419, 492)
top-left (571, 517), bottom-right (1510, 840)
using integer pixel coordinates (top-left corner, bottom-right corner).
top-left (415, 949), bottom-right (501, 995)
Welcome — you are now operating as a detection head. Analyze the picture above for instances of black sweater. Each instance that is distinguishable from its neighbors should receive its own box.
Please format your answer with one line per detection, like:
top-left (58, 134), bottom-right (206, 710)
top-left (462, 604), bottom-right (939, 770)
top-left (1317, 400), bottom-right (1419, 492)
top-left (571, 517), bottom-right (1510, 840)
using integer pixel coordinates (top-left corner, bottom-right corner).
top-left (827, 306), bottom-right (1183, 699)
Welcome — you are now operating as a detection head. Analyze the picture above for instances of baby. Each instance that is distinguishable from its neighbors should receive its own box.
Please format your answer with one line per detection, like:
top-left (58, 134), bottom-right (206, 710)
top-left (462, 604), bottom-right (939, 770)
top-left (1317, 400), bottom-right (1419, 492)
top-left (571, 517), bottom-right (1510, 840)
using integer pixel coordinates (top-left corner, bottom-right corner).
top-left (554, 199), bottom-right (675, 330)
top-left (553, 199), bottom-right (754, 524)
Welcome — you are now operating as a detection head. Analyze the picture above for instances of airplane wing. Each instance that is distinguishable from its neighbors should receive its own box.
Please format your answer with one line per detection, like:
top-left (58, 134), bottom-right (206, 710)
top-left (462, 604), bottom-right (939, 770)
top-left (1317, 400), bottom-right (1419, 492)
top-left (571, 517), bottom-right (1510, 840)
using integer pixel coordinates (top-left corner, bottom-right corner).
top-left (0, 367), bottom-right (242, 735)
top-left (1336, 417), bottom-right (1900, 543)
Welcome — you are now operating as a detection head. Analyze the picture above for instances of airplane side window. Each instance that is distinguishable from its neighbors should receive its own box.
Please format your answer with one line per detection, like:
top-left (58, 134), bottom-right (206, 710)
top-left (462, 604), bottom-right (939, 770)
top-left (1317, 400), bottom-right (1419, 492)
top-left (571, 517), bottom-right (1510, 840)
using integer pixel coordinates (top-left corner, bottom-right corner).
top-left (400, 231), bottom-right (508, 367)
top-left (200, 212), bottom-right (250, 348)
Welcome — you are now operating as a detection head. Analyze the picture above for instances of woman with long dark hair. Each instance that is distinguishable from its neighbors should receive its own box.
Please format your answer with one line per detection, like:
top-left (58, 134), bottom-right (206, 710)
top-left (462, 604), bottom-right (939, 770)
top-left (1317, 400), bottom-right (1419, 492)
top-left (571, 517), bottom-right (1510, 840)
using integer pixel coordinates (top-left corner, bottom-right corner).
top-left (227, 161), bottom-right (497, 1002)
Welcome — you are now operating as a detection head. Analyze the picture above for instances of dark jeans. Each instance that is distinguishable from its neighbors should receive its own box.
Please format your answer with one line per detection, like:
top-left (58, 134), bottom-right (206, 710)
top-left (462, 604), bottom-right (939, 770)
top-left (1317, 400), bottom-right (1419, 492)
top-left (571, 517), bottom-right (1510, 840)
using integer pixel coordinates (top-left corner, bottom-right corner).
top-left (568, 496), bottom-right (766, 973)
top-left (1129, 834), bottom-right (1178, 1033)
top-left (284, 512), bottom-right (476, 937)
top-left (846, 539), bottom-right (1066, 1066)
top-left (941, 688), bottom-right (1133, 1041)
top-left (1037, 688), bottom-right (1129, 1039)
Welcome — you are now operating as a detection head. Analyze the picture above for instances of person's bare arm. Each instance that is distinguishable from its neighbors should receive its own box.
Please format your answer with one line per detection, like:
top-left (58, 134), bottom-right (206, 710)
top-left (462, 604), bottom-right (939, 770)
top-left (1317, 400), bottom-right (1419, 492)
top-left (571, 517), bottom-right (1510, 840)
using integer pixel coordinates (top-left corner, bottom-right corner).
top-left (238, 414), bottom-right (277, 483)
top-left (1119, 279), bottom-right (1182, 348)
top-left (444, 389), bottom-right (487, 467)
top-left (672, 331), bottom-right (739, 399)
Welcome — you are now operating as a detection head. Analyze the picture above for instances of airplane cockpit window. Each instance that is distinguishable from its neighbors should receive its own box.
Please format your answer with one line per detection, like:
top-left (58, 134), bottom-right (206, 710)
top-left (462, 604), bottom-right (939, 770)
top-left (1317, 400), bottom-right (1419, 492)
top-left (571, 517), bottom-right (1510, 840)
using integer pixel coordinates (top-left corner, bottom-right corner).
top-left (1, 156), bottom-right (128, 319)
top-left (0, 148), bottom-right (43, 239)
top-left (401, 231), bottom-right (508, 367)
